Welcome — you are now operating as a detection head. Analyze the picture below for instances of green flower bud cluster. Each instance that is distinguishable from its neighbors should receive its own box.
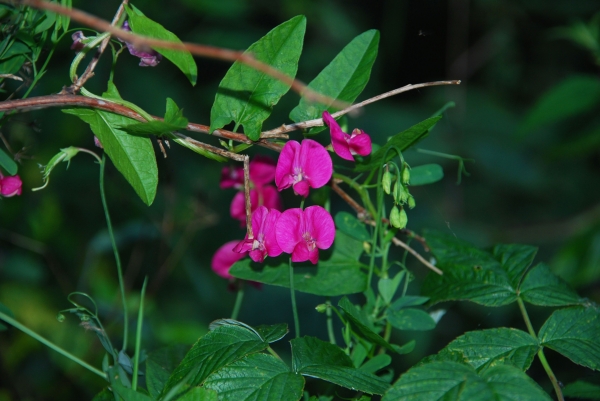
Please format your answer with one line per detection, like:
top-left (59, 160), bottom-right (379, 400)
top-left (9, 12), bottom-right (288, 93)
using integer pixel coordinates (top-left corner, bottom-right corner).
top-left (381, 162), bottom-right (415, 229)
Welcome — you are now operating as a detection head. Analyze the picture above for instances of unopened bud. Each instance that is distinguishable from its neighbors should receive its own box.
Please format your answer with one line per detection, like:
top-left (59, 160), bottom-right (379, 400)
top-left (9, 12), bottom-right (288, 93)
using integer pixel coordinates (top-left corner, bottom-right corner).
top-left (32, 146), bottom-right (82, 191)
top-left (394, 182), bottom-right (408, 204)
top-left (315, 304), bottom-right (328, 313)
top-left (408, 195), bottom-right (416, 209)
top-left (390, 206), bottom-right (408, 229)
top-left (402, 165), bottom-right (410, 184)
top-left (57, 313), bottom-right (66, 323)
top-left (363, 241), bottom-right (371, 254)
top-left (382, 170), bottom-right (392, 194)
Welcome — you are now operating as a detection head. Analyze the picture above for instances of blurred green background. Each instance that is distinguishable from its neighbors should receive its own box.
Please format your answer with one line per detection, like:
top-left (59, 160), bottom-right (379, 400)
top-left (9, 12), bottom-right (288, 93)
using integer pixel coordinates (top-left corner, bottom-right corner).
top-left (1, 0), bottom-right (600, 399)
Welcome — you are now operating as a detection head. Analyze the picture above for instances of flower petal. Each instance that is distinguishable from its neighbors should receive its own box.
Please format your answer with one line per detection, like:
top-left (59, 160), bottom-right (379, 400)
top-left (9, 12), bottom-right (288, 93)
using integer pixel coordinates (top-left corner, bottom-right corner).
top-left (275, 140), bottom-right (301, 191)
top-left (323, 112), bottom-right (354, 161)
top-left (212, 240), bottom-right (246, 279)
top-left (220, 165), bottom-right (244, 189)
top-left (300, 139), bottom-right (333, 188)
top-left (263, 209), bottom-right (283, 257)
top-left (259, 185), bottom-right (283, 211)
top-left (304, 205), bottom-right (335, 250)
top-left (230, 189), bottom-right (259, 225)
top-left (249, 155), bottom-right (276, 186)
top-left (276, 208), bottom-right (303, 254)
top-left (349, 129), bottom-right (372, 156)
top-left (0, 175), bottom-right (22, 197)
top-left (291, 241), bottom-right (311, 263)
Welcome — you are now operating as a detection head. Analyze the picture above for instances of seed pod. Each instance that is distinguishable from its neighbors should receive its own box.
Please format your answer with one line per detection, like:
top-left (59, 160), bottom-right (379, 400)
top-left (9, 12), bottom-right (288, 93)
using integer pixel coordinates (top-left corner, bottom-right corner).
top-left (402, 165), bottom-right (410, 184)
top-left (382, 170), bottom-right (392, 194)
top-left (390, 206), bottom-right (402, 228)
top-left (408, 194), bottom-right (416, 209)
top-left (315, 304), bottom-right (327, 313)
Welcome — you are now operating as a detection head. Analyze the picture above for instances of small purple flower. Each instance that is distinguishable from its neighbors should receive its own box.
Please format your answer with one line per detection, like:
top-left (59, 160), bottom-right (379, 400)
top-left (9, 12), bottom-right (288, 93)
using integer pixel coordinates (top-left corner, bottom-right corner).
top-left (275, 139), bottom-right (332, 197)
top-left (323, 111), bottom-right (372, 161)
top-left (121, 21), bottom-right (163, 67)
top-left (275, 206), bottom-right (335, 264)
top-left (0, 172), bottom-right (22, 197)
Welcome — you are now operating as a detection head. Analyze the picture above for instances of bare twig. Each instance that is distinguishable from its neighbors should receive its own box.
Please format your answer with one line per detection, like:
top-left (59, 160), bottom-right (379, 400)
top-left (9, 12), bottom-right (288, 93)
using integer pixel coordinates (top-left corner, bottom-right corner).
top-left (243, 156), bottom-right (253, 238)
top-left (390, 236), bottom-right (443, 275)
top-left (0, 74), bottom-right (23, 81)
top-left (15, 0), bottom-right (349, 109)
top-left (0, 94), bottom-right (285, 150)
top-left (71, 0), bottom-right (129, 92)
top-left (263, 80), bottom-right (461, 136)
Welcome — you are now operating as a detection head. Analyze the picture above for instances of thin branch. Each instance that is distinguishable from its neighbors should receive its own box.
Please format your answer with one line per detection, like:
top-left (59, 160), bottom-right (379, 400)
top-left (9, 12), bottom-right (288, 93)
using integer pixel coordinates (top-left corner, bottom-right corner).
top-left (16, 0), bottom-right (349, 109)
top-left (0, 94), bottom-right (285, 150)
top-left (243, 155), bottom-right (253, 238)
top-left (390, 235), bottom-right (443, 275)
top-left (72, 0), bottom-right (128, 92)
top-left (263, 80), bottom-right (461, 136)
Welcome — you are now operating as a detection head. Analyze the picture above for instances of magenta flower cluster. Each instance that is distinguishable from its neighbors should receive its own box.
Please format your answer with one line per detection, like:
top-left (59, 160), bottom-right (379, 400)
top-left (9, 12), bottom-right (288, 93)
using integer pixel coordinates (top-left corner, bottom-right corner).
top-left (211, 112), bottom-right (372, 280)
top-left (0, 171), bottom-right (22, 197)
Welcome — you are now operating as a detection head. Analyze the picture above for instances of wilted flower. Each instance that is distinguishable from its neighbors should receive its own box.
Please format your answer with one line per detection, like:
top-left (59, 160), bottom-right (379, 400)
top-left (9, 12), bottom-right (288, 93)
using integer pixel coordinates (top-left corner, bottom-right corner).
top-left (71, 31), bottom-right (88, 51)
top-left (0, 172), bottom-right (22, 197)
top-left (120, 21), bottom-right (163, 67)
top-left (275, 205), bottom-right (335, 264)
top-left (234, 206), bottom-right (282, 263)
top-left (322, 111), bottom-right (372, 161)
top-left (275, 139), bottom-right (332, 197)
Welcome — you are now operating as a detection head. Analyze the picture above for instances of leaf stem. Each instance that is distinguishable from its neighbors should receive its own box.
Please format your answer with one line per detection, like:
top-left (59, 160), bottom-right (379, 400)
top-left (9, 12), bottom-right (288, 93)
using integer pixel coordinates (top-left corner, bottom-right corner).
top-left (289, 258), bottom-right (300, 338)
top-left (132, 276), bottom-right (147, 391)
top-left (99, 153), bottom-right (128, 352)
top-left (0, 311), bottom-right (106, 379)
top-left (230, 285), bottom-right (244, 320)
top-left (517, 298), bottom-right (564, 401)
top-left (326, 299), bottom-right (336, 345)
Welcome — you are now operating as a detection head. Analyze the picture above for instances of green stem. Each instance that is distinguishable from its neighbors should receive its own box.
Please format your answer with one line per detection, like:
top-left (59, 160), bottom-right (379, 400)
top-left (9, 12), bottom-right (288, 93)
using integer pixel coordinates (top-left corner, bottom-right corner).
top-left (132, 277), bottom-right (147, 391)
top-left (289, 258), bottom-right (300, 338)
top-left (0, 311), bottom-right (106, 379)
top-left (267, 346), bottom-right (282, 361)
top-left (99, 154), bottom-right (128, 352)
top-left (230, 285), bottom-right (244, 320)
top-left (326, 299), bottom-right (336, 345)
top-left (517, 298), bottom-right (563, 401)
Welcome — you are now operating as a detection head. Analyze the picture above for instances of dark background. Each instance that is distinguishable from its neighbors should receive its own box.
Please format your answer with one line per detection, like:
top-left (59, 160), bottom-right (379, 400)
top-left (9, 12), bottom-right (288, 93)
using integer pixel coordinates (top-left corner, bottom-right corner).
top-left (1, 0), bottom-right (600, 399)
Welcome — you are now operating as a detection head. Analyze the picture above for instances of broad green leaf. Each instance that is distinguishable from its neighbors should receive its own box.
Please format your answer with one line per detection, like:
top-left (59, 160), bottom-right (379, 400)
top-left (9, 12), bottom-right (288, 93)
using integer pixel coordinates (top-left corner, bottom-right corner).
top-left (334, 211), bottom-right (370, 242)
top-left (203, 353), bottom-right (304, 401)
top-left (0, 54), bottom-right (26, 75)
top-left (0, 147), bottom-right (17, 176)
top-left (519, 263), bottom-right (583, 306)
top-left (408, 164), bottom-right (443, 186)
top-left (355, 117), bottom-right (442, 172)
top-left (520, 75), bottom-right (600, 134)
top-left (291, 337), bottom-right (390, 395)
top-left (339, 297), bottom-right (405, 353)
top-left (439, 328), bottom-right (538, 371)
top-left (91, 388), bottom-right (114, 401)
top-left (386, 308), bottom-right (436, 331)
top-left (230, 230), bottom-right (367, 296)
top-left (126, 6), bottom-right (197, 85)
top-left (358, 354), bottom-right (392, 374)
top-left (255, 323), bottom-right (288, 343)
top-left (210, 16), bottom-right (306, 141)
top-left (178, 387), bottom-right (218, 401)
top-left (161, 325), bottom-right (268, 396)
top-left (63, 108), bottom-right (158, 205)
top-left (110, 379), bottom-right (152, 401)
top-left (562, 380), bottom-right (600, 400)
top-left (492, 243), bottom-right (537, 288)
top-left (289, 30), bottom-right (380, 134)
top-left (383, 362), bottom-right (552, 401)
top-left (378, 271), bottom-right (405, 305)
top-left (119, 98), bottom-right (188, 135)
top-left (539, 305), bottom-right (600, 371)
top-left (146, 345), bottom-right (189, 399)
top-left (421, 230), bottom-right (516, 307)
top-left (390, 296), bottom-right (429, 310)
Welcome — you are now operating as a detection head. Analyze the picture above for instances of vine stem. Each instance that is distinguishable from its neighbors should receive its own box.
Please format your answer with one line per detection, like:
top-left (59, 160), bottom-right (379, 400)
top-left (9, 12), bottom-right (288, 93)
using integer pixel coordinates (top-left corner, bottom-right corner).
top-left (132, 276), bottom-right (147, 391)
top-left (230, 285), bottom-right (244, 320)
top-left (99, 153), bottom-right (129, 352)
top-left (326, 299), bottom-right (336, 345)
top-left (0, 311), bottom-right (106, 379)
top-left (517, 298), bottom-right (564, 401)
top-left (289, 258), bottom-right (300, 338)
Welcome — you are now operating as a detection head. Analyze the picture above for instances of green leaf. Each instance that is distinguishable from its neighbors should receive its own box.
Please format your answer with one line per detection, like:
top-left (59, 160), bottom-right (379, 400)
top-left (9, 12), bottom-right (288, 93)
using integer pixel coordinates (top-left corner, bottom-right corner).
top-left (492, 243), bottom-right (537, 288)
top-left (421, 230), bottom-right (516, 307)
top-left (161, 324), bottom-right (268, 397)
top-left (0, 147), bottom-right (17, 175)
top-left (210, 16), bottom-right (306, 141)
top-left (126, 6), bottom-right (197, 85)
top-left (146, 345), bottom-right (189, 399)
top-left (408, 164), bottom-right (444, 186)
top-left (520, 75), bottom-right (600, 134)
top-left (562, 381), bottom-right (600, 400)
top-left (110, 379), bottom-right (152, 401)
top-left (119, 98), bottom-right (189, 135)
top-left (390, 296), bottom-right (429, 310)
top-left (334, 211), bottom-right (370, 242)
top-left (386, 308), bottom-right (436, 331)
top-left (291, 336), bottom-right (390, 395)
top-left (230, 230), bottom-right (367, 296)
top-left (203, 353), bottom-right (305, 401)
top-left (539, 305), bottom-right (600, 371)
top-left (339, 297), bottom-right (405, 353)
top-left (63, 107), bottom-right (158, 205)
top-left (178, 387), bottom-right (218, 401)
top-left (439, 328), bottom-right (539, 371)
top-left (519, 263), bottom-right (583, 306)
top-left (378, 271), bottom-right (405, 305)
top-left (255, 323), bottom-right (288, 343)
top-left (92, 388), bottom-right (114, 401)
top-left (383, 362), bottom-right (552, 401)
top-left (289, 30), bottom-right (380, 134)
top-left (358, 354), bottom-right (392, 374)
top-left (355, 117), bottom-right (442, 173)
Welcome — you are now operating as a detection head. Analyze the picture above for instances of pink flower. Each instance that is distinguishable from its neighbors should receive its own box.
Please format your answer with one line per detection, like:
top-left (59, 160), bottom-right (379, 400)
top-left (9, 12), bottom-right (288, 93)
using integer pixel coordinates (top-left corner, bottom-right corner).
top-left (220, 165), bottom-right (244, 189)
top-left (275, 206), bottom-right (335, 264)
top-left (322, 111), bottom-right (372, 161)
top-left (275, 139), bottom-right (332, 197)
top-left (120, 21), bottom-right (163, 67)
top-left (211, 240), bottom-right (247, 279)
top-left (0, 173), bottom-right (22, 197)
top-left (230, 185), bottom-right (282, 224)
top-left (234, 206), bottom-right (283, 263)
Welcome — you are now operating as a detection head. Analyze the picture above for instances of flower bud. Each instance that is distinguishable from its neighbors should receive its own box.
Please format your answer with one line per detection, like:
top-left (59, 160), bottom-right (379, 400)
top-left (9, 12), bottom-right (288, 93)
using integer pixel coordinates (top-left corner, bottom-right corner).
top-left (382, 170), bottom-right (392, 194)
top-left (402, 165), bottom-right (410, 184)
top-left (56, 313), bottom-right (66, 323)
top-left (394, 182), bottom-right (408, 204)
top-left (315, 304), bottom-right (328, 313)
top-left (390, 206), bottom-right (408, 229)
top-left (408, 194), bottom-right (416, 209)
